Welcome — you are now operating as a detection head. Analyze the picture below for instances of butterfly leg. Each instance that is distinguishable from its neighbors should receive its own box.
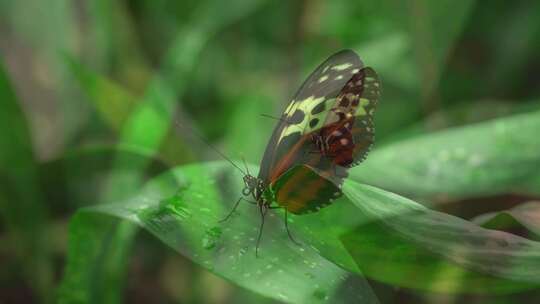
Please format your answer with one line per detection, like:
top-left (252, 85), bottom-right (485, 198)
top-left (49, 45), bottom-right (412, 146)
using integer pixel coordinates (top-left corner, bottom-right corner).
top-left (255, 204), bottom-right (269, 258)
top-left (267, 206), bottom-right (301, 247)
top-left (219, 197), bottom-right (257, 223)
top-left (284, 209), bottom-right (302, 247)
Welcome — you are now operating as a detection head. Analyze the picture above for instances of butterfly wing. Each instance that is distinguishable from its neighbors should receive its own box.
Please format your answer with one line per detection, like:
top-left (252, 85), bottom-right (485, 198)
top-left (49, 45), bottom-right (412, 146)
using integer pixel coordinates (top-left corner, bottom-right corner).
top-left (318, 67), bottom-right (381, 167)
top-left (258, 50), bottom-right (364, 184)
top-left (349, 67), bottom-right (381, 165)
top-left (269, 164), bottom-right (342, 214)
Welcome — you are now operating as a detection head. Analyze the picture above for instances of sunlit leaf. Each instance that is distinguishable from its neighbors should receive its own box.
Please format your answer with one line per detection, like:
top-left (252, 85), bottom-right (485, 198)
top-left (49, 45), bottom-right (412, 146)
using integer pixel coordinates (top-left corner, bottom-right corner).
top-left (352, 110), bottom-right (540, 199)
top-left (60, 161), bottom-right (379, 304)
top-left (473, 201), bottom-right (540, 240)
top-left (58, 215), bottom-right (137, 304)
top-left (341, 181), bottom-right (540, 293)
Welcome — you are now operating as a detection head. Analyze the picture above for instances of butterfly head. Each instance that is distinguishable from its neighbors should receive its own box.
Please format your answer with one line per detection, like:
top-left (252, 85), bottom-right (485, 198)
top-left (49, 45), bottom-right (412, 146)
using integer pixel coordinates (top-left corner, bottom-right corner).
top-left (242, 174), bottom-right (259, 196)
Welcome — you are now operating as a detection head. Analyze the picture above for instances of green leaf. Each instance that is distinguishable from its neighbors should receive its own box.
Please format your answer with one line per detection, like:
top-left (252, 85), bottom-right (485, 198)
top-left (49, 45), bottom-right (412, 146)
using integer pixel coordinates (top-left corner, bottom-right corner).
top-left (0, 59), bottom-right (52, 302)
top-left (46, 145), bottom-right (166, 303)
top-left (352, 110), bottom-right (540, 198)
top-left (60, 161), bottom-right (379, 304)
top-left (58, 214), bottom-right (137, 304)
top-left (65, 57), bottom-right (138, 131)
top-left (473, 201), bottom-right (540, 240)
top-left (341, 180), bottom-right (540, 293)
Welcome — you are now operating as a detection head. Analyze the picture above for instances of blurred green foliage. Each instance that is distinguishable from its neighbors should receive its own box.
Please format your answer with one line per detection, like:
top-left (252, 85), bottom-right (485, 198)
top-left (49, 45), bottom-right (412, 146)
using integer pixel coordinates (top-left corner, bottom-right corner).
top-left (2, 0), bottom-right (540, 303)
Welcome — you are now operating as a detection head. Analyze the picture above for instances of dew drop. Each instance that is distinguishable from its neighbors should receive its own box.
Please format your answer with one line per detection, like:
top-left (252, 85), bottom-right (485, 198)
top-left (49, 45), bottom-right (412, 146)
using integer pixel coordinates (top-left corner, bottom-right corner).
top-left (239, 246), bottom-right (248, 256)
top-left (313, 289), bottom-right (326, 300)
top-left (202, 227), bottom-right (222, 250)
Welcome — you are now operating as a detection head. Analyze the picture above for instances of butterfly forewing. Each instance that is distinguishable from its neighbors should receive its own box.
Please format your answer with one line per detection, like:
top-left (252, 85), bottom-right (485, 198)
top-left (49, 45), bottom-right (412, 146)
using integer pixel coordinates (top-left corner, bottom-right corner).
top-left (258, 50), bottom-right (364, 184)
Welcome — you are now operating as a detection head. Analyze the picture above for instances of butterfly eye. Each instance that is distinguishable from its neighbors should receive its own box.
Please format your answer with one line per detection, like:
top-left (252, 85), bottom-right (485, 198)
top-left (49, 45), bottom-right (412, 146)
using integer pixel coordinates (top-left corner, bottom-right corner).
top-left (242, 187), bottom-right (252, 196)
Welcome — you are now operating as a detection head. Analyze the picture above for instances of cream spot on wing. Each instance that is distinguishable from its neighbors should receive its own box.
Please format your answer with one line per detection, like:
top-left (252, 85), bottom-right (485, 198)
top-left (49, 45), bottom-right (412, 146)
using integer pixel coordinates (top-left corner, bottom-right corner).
top-left (279, 96), bottom-right (326, 139)
top-left (340, 138), bottom-right (349, 145)
top-left (284, 100), bottom-right (296, 114)
top-left (331, 63), bottom-right (353, 71)
top-left (318, 75), bottom-right (329, 83)
top-left (359, 98), bottom-right (370, 107)
top-left (356, 108), bottom-right (366, 116)
top-left (332, 130), bottom-right (342, 137)
top-left (335, 75), bottom-right (344, 80)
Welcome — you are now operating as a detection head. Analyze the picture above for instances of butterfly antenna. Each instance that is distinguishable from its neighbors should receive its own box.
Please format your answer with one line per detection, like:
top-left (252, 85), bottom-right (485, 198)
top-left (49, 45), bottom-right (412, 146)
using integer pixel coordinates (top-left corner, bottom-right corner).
top-left (260, 114), bottom-right (291, 125)
top-left (241, 156), bottom-right (251, 176)
top-left (174, 120), bottom-right (246, 176)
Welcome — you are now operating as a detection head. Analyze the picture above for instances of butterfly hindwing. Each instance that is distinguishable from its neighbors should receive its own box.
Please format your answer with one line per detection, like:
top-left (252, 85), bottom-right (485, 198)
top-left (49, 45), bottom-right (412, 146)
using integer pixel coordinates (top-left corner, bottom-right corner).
top-left (316, 67), bottom-right (381, 167)
top-left (269, 164), bottom-right (341, 214)
top-left (349, 67), bottom-right (380, 166)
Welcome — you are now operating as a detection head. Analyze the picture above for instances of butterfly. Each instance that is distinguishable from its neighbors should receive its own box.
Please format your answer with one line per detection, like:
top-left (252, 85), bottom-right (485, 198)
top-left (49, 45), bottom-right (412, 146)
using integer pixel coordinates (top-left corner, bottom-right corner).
top-left (220, 49), bottom-right (380, 255)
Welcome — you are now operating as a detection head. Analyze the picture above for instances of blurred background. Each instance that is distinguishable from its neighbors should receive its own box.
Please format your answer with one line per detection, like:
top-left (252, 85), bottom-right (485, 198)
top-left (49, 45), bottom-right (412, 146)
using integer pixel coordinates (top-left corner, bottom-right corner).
top-left (1, 0), bottom-right (540, 303)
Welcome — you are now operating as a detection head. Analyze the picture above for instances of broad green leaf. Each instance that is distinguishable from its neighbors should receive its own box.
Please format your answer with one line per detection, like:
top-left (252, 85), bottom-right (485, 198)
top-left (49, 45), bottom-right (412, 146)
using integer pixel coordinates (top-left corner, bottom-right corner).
top-left (341, 180), bottom-right (540, 293)
top-left (473, 201), bottom-right (540, 240)
top-left (0, 59), bottom-right (52, 302)
top-left (58, 215), bottom-right (137, 304)
top-left (379, 99), bottom-right (540, 146)
top-left (46, 145), bottom-right (166, 304)
top-left (352, 110), bottom-right (540, 199)
top-left (60, 161), bottom-right (379, 304)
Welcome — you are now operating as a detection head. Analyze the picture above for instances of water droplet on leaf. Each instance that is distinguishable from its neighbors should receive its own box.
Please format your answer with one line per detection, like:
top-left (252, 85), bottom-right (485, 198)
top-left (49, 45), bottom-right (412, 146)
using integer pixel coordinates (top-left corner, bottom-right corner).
top-left (202, 227), bottom-right (222, 250)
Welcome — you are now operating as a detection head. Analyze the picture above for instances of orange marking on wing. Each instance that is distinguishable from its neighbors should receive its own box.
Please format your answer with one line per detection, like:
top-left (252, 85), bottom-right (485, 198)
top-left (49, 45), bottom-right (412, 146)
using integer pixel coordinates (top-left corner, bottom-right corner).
top-left (269, 134), bottom-right (318, 183)
top-left (276, 167), bottom-right (329, 213)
